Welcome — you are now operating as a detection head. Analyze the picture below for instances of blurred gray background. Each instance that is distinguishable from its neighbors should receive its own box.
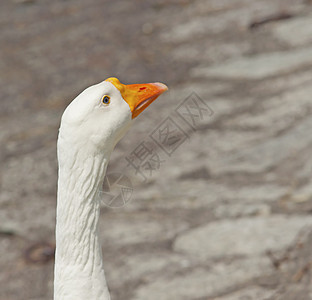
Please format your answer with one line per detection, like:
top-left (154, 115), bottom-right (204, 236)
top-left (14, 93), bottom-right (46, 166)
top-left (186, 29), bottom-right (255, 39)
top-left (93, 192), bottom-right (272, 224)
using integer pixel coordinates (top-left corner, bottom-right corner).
top-left (1, 0), bottom-right (312, 299)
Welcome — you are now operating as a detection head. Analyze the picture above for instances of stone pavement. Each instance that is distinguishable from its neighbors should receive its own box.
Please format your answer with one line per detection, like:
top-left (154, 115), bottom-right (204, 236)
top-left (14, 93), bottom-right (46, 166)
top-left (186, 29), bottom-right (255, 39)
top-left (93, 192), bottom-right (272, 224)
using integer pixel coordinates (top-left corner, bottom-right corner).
top-left (1, 0), bottom-right (312, 299)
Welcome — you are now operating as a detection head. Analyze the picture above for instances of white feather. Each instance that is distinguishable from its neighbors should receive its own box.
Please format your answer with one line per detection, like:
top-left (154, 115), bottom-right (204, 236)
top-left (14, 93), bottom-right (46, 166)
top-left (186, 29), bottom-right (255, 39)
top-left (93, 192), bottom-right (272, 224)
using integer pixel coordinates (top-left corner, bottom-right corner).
top-left (54, 81), bottom-right (134, 300)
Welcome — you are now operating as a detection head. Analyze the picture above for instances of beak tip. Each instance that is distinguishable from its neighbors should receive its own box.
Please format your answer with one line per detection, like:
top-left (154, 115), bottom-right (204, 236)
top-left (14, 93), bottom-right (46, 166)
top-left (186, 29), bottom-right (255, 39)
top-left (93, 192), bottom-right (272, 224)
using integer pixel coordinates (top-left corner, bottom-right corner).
top-left (153, 82), bottom-right (168, 92)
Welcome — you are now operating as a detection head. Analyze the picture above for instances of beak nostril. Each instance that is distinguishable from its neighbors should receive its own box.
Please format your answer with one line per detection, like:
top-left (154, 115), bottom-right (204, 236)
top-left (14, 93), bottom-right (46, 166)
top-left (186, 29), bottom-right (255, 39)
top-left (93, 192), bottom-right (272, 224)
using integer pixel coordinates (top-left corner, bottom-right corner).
top-left (139, 87), bottom-right (147, 91)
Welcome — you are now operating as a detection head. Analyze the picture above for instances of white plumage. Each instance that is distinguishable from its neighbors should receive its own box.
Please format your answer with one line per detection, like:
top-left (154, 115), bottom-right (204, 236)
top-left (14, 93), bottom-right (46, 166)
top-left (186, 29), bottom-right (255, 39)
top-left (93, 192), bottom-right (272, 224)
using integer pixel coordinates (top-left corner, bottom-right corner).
top-left (54, 77), bottom-right (167, 300)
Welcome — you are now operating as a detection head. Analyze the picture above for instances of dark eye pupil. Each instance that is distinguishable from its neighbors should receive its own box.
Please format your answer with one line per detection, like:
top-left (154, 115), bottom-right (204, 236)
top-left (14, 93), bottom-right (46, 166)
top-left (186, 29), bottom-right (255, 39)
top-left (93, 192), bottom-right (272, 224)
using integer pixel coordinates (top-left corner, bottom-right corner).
top-left (103, 96), bottom-right (109, 104)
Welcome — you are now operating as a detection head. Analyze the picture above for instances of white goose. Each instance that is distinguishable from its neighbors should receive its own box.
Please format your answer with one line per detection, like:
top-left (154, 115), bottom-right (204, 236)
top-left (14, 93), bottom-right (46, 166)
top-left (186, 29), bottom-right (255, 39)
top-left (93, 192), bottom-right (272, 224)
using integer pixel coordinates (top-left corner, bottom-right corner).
top-left (54, 77), bottom-right (168, 300)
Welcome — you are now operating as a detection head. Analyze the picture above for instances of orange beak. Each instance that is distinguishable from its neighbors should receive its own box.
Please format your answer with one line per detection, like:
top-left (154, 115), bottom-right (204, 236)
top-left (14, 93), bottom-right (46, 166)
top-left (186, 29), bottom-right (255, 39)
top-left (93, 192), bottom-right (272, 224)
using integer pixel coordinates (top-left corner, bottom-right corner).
top-left (105, 77), bottom-right (168, 119)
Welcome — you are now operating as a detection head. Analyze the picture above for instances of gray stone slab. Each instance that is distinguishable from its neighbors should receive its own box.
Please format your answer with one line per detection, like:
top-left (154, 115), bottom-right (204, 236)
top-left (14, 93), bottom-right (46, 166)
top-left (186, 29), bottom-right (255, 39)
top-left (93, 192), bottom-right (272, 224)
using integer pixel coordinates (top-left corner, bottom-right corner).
top-left (173, 215), bottom-right (312, 259)
top-left (214, 203), bottom-right (271, 218)
top-left (161, 1), bottom-right (303, 43)
top-left (99, 212), bottom-right (188, 246)
top-left (218, 185), bottom-right (288, 203)
top-left (106, 253), bottom-right (184, 288)
top-left (192, 47), bottom-right (312, 80)
top-left (134, 257), bottom-right (272, 300)
top-left (213, 114), bottom-right (312, 174)
top-left (214, 286), bottom-right (276, 300)
top-left (224, 84), bottom-right (312, 133)
top-left (273, 14), bottom-right (312, 46)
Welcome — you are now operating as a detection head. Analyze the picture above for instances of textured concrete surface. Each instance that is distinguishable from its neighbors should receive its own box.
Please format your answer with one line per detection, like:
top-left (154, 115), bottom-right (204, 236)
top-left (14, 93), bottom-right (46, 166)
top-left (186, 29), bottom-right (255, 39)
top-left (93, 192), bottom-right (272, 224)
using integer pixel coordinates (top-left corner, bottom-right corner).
top-left (1, 0), bottom-right (312, 299)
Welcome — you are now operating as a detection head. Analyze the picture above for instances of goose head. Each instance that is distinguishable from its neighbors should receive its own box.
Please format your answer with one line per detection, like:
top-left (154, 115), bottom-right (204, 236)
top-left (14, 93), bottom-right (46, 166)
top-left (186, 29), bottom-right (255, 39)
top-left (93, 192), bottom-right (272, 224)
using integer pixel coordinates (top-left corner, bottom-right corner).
top-left (59, 77), bottom-right (168, 154)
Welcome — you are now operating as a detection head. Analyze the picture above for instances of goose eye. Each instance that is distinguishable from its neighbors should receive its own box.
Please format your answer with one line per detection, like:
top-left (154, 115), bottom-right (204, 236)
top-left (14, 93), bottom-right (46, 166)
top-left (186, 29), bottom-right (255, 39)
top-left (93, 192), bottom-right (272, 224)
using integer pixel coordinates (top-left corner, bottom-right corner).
top-left (102, 95), bottom-right (110, 105)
